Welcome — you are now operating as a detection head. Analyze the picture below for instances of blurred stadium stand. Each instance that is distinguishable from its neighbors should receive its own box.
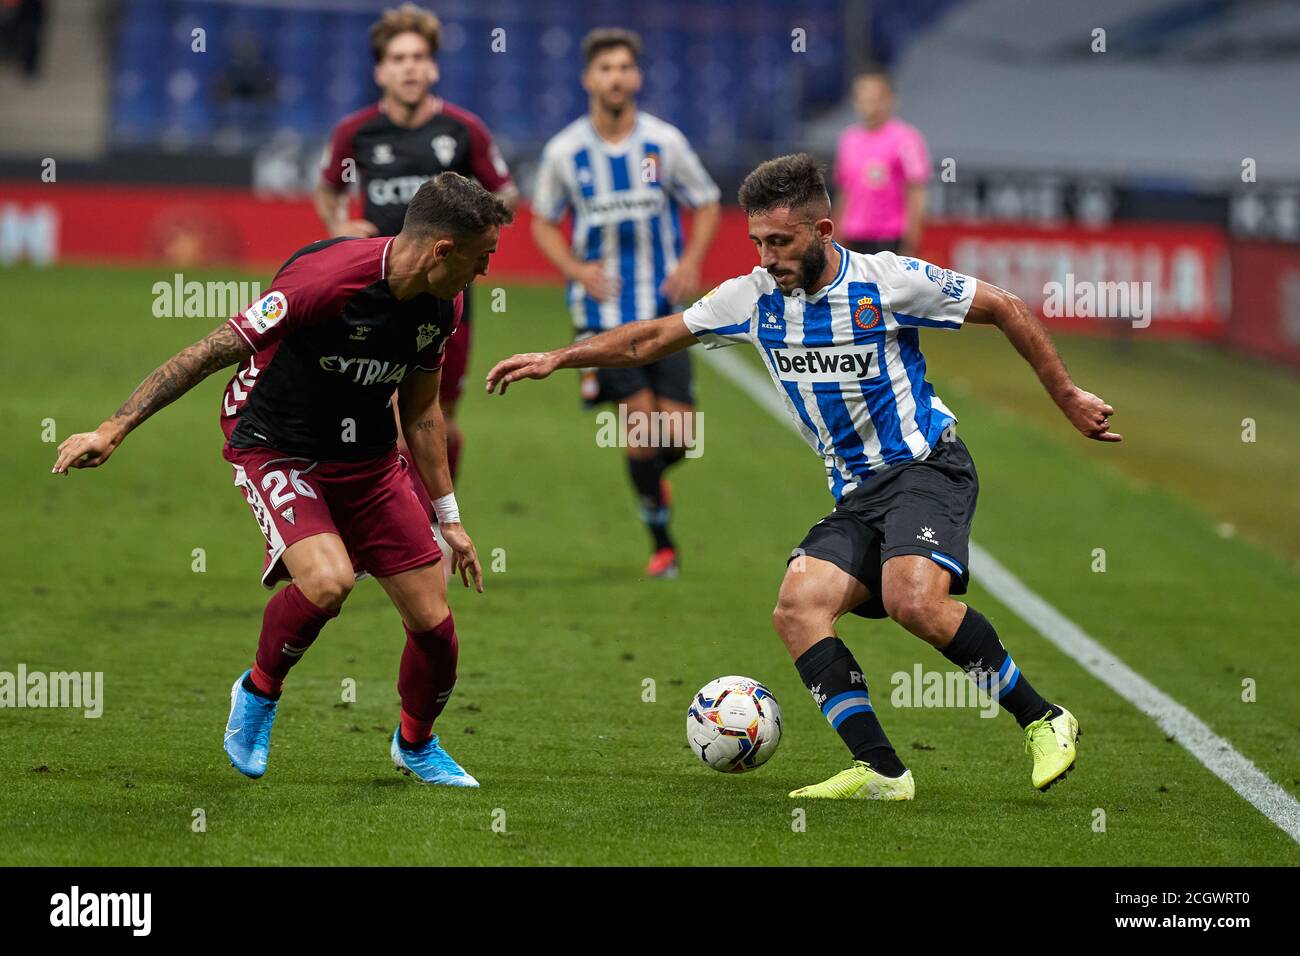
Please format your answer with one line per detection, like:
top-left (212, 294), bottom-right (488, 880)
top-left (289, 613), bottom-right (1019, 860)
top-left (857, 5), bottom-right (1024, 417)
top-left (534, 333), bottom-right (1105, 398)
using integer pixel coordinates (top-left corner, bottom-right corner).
top-left (102, 0), bottom-right (869, 188)
top-left (3, 0), bottom-right (1300, 370)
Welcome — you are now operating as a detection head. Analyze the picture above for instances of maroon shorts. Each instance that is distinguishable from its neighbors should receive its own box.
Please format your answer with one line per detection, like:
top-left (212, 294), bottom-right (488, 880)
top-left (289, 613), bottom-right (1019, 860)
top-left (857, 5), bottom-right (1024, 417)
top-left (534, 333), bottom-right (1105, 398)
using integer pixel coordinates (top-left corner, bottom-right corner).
top-left (223, 442), bottom-right (442, 588)
top-left (439, 317), bottom-right (471, 407)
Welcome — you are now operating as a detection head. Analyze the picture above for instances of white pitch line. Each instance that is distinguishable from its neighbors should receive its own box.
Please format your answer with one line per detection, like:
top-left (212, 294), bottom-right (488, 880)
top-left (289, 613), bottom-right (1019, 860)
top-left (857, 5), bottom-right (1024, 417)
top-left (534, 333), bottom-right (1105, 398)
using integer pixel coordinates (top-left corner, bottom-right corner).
top-left (701, 347), bottom-right (1300, 843)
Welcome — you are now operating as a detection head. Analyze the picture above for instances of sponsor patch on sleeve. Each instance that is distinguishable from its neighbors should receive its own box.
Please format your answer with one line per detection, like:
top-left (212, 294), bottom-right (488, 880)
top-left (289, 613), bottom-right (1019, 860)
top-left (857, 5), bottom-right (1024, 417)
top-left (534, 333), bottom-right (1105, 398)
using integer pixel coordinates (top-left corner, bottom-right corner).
top-left (924, 265), bottom-right (967, 300)
top-left (245, 291), bottom-right (288, 333)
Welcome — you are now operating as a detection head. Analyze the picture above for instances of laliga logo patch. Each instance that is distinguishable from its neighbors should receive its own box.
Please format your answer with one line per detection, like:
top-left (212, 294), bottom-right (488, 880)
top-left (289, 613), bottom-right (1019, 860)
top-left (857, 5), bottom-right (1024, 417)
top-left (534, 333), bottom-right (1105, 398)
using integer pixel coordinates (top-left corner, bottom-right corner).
top-left (852, 294), bottom-right (881, 331)
top-left (245, 291), bottom-right (288, 333)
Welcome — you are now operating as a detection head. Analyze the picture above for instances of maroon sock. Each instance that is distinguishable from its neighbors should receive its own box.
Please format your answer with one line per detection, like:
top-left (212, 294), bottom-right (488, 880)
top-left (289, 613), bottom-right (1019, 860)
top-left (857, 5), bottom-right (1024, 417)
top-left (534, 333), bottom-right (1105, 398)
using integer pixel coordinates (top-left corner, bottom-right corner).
top-left (250, 583), bottom-right (339, 695)
top-left (396, 611), bottom-right (458, 743)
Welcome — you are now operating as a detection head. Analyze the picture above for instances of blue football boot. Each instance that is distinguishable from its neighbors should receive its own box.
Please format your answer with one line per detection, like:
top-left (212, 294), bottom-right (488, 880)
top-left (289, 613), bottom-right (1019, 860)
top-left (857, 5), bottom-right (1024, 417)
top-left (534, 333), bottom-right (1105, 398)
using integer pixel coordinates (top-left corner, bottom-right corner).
top-left (391, 729), bottom-right (479, 787)
top-left (224, 669), bottom-right (278, 779)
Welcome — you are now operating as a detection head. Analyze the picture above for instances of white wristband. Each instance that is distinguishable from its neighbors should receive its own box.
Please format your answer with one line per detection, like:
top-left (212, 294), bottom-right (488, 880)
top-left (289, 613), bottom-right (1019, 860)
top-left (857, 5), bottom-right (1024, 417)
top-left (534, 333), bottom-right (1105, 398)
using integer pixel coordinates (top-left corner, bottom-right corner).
top-left (432, 493), bottom-right (460, 525)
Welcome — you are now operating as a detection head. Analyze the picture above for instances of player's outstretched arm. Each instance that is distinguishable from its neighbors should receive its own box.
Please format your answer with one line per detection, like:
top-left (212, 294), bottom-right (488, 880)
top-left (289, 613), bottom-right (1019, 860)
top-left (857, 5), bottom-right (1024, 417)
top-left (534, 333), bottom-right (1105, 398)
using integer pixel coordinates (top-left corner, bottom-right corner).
top-left (485, 313), bottom-right (695, 396)
top-left (51, 324), bottom-right (252, 474)
top-left (966, 282), bottom-right (1122, 443)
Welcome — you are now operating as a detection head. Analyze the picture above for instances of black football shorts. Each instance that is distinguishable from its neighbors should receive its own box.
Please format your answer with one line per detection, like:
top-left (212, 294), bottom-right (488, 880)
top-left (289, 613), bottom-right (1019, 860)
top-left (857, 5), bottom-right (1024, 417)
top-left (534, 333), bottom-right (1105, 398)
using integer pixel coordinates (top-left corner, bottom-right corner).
top-left (580, 348), bottom-right (695, 408)
top-left (789, 436), bottom-right (979, 619)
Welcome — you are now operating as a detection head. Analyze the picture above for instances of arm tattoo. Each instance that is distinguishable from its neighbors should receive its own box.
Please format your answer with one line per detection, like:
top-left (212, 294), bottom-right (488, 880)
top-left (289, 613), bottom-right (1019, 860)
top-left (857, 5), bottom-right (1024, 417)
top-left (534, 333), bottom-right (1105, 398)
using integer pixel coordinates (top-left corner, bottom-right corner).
top-left (111, 324), bottom-right (251, 433)
top-left (412, 419), bottom-right (439, 432)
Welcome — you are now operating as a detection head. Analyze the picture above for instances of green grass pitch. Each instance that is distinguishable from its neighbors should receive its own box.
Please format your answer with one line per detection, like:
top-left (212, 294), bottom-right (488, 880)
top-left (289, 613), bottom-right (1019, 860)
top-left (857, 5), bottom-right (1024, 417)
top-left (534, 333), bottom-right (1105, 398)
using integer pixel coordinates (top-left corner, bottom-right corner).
top-left (1, 264), bottom-right (1297, 865)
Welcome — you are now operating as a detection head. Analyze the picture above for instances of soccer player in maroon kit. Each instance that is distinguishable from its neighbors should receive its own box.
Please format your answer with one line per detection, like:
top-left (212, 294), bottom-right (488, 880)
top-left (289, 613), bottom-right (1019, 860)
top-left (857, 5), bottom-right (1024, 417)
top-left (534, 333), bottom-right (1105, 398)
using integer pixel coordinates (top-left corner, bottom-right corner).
top-left (52, 173), bottom-right (513, 787)
top-left (315, 4), bottom-right (518, 492)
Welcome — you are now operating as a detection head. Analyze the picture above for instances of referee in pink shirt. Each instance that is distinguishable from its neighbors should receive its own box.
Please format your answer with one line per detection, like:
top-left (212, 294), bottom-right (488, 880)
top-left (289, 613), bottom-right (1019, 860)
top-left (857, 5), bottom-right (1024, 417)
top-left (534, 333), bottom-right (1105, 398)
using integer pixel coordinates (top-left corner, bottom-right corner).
top-left (833, 68), bottom-right (931, 256)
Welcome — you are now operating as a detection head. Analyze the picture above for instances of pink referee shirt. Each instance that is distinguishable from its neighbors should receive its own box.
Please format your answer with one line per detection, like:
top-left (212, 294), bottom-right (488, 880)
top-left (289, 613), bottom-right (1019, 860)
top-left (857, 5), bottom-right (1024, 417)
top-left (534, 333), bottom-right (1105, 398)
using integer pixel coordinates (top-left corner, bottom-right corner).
top-left (834, 118), bottom-right (931, 241)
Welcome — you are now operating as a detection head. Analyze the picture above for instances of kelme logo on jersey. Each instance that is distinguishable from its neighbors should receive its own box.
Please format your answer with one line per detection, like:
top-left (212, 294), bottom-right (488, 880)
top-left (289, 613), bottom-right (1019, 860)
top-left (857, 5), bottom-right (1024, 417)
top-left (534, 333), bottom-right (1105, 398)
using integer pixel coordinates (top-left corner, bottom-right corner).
top-left (770, 344), bottom-right (880, 382)
top-left (245, 291), bottom-right (288, 333)
top-left (852, 294), bottom-right (882, 330)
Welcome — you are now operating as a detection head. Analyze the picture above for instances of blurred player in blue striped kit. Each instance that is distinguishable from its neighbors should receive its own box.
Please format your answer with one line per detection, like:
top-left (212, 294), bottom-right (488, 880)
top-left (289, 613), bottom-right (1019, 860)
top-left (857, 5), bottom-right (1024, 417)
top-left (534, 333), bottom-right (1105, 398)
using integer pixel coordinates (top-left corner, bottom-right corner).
top-left (531, 28), bottom-right (720, 579)
top-left (490, 154), bottom-right (1124, 799)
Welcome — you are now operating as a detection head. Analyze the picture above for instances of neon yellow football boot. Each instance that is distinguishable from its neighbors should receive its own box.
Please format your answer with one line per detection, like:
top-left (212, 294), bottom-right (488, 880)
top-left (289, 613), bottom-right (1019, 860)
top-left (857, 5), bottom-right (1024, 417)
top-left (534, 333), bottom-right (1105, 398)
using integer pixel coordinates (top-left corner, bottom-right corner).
top-left (788, 761), bottom-right (915, 800)
top-left (1024, 706), bottom-right (1080, 791)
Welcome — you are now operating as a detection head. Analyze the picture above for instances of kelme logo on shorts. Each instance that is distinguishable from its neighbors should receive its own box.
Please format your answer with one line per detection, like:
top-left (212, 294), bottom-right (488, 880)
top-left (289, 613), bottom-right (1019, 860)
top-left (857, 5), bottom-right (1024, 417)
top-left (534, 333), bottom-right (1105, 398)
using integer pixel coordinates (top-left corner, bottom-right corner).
top-left (770, 344), bottom-right (879, 383)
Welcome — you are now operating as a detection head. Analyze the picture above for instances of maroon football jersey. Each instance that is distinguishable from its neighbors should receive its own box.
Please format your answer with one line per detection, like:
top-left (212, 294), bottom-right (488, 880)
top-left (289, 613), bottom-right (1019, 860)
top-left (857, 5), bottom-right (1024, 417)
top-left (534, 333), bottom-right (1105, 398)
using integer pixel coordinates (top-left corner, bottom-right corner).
top-left (321, 100), bottom-right (512, 237)
top-left (221, 236), bottom-right (462, 461)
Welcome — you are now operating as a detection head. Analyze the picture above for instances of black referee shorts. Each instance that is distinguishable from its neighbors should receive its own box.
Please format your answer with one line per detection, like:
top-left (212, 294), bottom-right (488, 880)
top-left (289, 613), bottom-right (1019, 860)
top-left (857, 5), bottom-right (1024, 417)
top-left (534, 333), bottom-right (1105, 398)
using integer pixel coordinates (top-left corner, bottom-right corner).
top-left (789, 436), bottom-right (979, 619)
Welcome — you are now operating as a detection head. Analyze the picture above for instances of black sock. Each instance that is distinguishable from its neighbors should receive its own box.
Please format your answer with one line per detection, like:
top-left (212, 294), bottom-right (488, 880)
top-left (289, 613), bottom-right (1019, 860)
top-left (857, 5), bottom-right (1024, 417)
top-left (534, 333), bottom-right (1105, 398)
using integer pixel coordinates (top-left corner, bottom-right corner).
top-left (242, 674), bottom-right (280, 702)
top-left (940, 606), bottom-right (1060, 728)
top-left (398, 732), bottom-right (425, 752)
top-left (794, 637), bottom-right (906, 777)
top-left (660, 446), bottom-right (686, 469)
top-left (627, 455), bottom-right (673, 550)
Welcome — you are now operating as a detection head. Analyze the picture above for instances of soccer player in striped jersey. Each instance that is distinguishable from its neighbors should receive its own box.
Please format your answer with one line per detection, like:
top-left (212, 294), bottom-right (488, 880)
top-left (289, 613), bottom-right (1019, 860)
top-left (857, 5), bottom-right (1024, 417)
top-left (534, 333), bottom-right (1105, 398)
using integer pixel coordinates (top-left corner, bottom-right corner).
top-left (531, 28), bottom-right (720, 579)
top-left (489, 154), bottom-right (1122, 799)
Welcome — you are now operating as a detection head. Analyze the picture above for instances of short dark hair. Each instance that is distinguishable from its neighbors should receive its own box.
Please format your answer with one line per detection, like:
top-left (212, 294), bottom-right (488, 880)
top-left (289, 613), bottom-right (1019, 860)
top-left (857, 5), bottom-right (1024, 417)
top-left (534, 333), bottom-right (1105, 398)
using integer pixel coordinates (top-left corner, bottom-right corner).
top-left (369, 3), bottom-right (440, 63)
top-left (853, 66), bottom-right (892, 89)
top-left (581, 27), bottom-right (642, 66)
top-left (402, 172), bottom-right (513, 240)
top-left (737, 153), bottom-right (831, 218)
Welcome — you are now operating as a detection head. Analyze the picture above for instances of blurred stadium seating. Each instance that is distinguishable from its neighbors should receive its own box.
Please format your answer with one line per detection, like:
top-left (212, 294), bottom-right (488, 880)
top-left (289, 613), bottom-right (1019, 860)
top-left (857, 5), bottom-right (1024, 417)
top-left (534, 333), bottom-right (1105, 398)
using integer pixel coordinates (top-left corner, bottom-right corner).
top-left (107, 0), bottom-right (859, 161)
top-left (3, 0), bottom-right (1300, 369)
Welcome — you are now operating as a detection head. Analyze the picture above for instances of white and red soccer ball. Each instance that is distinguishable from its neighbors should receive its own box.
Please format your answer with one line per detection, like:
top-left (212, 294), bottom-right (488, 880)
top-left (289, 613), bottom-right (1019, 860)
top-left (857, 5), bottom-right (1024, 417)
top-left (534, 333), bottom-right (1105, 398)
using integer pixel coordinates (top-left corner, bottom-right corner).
top-left (686, 675), bottom-right (782, 773)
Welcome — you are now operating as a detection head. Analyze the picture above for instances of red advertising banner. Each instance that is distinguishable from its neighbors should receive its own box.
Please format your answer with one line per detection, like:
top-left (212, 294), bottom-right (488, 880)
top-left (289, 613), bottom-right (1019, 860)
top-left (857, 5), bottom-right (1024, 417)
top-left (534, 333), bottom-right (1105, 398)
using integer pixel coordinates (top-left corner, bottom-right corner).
top-left (0, 182), bottom-right (1239, 344)
top-left (0, 181), bottom-right (737, 283)
top-left (1227, 241), bottom-right (1300, 369)
top-left (921, 222), bottom-right (1230, 338)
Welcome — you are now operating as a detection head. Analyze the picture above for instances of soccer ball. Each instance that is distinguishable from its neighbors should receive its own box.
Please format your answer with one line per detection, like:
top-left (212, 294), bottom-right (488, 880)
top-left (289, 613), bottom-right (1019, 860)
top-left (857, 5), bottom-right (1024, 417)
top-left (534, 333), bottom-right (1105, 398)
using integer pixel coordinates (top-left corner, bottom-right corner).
top-left (686, 675), bottom-right (782, 773)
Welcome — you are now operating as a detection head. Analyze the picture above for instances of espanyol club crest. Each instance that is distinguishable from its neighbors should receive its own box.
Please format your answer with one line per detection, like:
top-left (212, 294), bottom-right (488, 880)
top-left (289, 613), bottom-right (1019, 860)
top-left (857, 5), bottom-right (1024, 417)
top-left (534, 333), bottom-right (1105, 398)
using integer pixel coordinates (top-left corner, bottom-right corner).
top-left (372, 144), bottom-right (395, 165)
top-left (416, 323), bottom-right (439, 351)
top-left (431, 134), bottom-right (457, 166)
top-left (852, 294), bottom-right (881, 331)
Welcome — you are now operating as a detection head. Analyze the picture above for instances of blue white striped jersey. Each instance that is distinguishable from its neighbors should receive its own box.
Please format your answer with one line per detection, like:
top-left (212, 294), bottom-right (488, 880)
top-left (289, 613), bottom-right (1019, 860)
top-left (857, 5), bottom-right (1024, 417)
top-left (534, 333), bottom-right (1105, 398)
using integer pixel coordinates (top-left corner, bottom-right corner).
top-left (533, 112), bottom-right (720, 332)
top-left (683, 247), bottom-right (977, 500)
